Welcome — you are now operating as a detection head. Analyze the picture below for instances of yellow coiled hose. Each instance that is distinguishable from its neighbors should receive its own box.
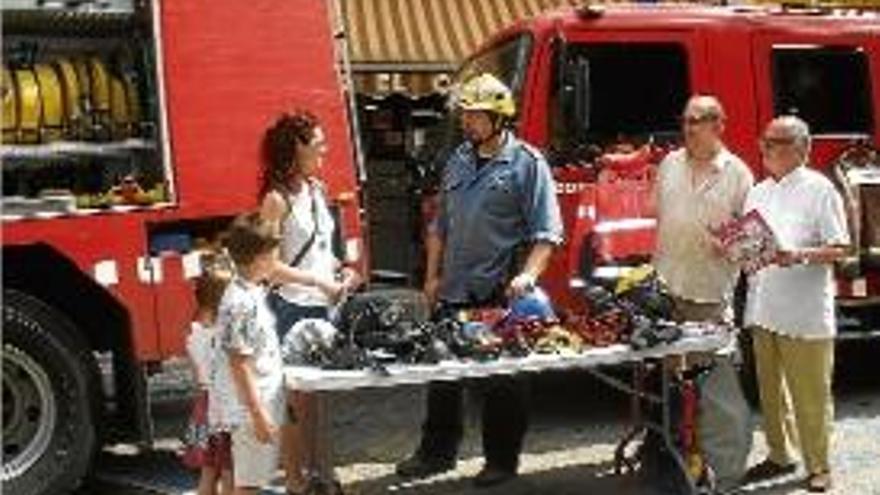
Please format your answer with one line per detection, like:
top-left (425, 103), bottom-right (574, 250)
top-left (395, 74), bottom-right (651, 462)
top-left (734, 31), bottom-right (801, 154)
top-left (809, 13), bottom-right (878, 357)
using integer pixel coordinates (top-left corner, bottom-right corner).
top-left (15, 68), bottom-right (42, 143)
top-left (54, 58), bottom-right (83, 139)
top-left (2, 66), bottom-right (18, 144)
top-left (34, 63), bottom-right (65, 141)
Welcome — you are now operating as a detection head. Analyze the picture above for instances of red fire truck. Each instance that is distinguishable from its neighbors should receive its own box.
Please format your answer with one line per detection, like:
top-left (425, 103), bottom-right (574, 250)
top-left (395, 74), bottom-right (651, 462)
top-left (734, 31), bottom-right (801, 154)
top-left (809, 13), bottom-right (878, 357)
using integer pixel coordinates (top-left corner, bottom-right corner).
top-left (446, 3), bottom-right (880, 332)
top-left (2, 1), bottom-right (363, 492)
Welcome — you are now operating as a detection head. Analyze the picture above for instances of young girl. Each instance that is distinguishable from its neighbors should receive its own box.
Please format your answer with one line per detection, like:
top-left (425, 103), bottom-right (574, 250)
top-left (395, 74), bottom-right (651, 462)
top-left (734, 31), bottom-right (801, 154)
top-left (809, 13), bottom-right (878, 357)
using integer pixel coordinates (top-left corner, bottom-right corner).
top-left (182, 253), bottom-right (234, 495)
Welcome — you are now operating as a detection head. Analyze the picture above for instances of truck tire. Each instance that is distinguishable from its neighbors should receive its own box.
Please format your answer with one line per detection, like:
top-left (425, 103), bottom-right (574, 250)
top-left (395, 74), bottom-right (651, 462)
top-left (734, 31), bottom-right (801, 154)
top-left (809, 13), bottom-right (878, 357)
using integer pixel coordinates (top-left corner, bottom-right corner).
top-left (2, 290), bottom-right (98, 495)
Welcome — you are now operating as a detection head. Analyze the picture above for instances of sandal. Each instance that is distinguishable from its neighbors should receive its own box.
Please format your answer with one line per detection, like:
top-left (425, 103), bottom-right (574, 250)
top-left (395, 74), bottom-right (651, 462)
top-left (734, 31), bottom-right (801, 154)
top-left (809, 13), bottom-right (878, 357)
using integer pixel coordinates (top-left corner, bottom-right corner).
top-left (806, 471), bottom-right (832, 493)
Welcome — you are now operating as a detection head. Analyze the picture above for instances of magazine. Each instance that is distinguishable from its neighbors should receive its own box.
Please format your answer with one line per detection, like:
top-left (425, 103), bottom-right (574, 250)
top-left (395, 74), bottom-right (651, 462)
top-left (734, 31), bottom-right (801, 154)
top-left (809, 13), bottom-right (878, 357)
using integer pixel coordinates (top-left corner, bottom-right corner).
top-left (709, 209), bottom-right (780, 273)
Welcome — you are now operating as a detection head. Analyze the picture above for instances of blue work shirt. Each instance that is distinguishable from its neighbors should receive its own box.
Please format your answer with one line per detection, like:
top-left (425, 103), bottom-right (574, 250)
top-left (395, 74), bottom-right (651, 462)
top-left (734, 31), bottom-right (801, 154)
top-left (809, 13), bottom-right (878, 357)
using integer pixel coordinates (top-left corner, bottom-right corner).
top-left (435, 131), bottom-right (563, 304)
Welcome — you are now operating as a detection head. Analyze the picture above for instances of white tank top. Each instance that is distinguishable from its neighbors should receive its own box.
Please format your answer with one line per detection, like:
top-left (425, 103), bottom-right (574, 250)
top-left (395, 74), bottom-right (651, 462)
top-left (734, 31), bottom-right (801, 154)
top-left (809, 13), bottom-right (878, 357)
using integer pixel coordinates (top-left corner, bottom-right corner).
top-left (277, 181), bottom-right (337, 307)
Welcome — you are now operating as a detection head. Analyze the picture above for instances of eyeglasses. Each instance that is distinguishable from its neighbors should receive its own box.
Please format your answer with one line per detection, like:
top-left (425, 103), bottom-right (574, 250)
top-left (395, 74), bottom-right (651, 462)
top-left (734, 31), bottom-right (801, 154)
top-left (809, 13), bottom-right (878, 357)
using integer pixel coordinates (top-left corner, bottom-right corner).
top-left (681, 114), bottom-right (717, 127)
top-left (759, 136), bottom-right (796, 149)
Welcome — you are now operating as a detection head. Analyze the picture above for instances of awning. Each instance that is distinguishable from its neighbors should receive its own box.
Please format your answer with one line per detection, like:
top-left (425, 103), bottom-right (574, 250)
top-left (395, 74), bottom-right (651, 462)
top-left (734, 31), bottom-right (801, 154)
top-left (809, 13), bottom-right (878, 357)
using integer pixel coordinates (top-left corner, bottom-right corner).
top-left (343, 0), bottom-right (580, 72)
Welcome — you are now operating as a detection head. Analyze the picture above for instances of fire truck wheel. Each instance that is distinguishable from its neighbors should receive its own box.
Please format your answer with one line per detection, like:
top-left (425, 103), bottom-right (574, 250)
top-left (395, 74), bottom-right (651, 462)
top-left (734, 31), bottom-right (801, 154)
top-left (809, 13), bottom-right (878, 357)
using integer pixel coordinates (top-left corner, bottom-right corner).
top-left (2, 290), bottom-right (98, 495)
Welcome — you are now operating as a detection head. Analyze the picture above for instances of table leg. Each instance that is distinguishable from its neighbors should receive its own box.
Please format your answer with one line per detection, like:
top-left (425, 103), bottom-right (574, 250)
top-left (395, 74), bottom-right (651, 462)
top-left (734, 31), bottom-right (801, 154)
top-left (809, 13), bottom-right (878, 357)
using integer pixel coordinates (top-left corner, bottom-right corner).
top-left (613, 364), bottom-right (646, 474)
top-left (314, 392), bottom-right (332, 479)
top-left (307, 391), bottom-right (344, 494)
top-left (600, 360), bottom-right (700, 494)
top-left (659, 362), bottom-right (699, 495)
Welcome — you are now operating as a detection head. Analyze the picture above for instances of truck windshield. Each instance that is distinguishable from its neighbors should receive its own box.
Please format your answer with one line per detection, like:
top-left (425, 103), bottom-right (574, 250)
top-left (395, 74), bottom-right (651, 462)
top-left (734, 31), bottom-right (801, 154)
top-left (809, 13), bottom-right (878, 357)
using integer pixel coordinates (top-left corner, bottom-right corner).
top-left (549, 42), bottom-right (690, 165)
top-left (455, 32), bottom-right (533, 111)
top-left (412, 34), bottom-right (532, 194)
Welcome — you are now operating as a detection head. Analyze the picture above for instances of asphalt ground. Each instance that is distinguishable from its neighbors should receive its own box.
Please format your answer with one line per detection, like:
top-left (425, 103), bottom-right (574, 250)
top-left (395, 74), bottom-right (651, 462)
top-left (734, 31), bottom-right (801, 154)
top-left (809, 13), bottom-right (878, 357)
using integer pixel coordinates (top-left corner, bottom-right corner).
top-left (76, 338), bottom-right (880, 495)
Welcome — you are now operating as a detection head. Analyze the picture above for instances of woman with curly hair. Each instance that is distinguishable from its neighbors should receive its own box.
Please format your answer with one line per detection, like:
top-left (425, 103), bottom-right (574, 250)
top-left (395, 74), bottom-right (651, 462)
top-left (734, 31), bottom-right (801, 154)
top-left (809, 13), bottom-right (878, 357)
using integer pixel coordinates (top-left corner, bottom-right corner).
top-left (259, 110), bottom-right (360, 494)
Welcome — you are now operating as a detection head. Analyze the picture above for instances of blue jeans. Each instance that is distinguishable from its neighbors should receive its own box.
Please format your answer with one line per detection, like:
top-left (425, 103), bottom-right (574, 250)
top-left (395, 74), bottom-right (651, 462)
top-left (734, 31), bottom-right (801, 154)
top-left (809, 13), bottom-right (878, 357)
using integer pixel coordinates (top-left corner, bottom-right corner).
top-left (266, 292), bottom-right (330, 340)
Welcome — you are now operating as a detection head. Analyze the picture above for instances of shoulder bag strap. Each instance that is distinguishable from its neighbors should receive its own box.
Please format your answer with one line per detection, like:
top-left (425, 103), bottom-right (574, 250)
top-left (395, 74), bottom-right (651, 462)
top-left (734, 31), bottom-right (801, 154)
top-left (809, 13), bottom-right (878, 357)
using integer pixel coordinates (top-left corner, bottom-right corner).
top-left (288, 186), bottom-right (320, 268)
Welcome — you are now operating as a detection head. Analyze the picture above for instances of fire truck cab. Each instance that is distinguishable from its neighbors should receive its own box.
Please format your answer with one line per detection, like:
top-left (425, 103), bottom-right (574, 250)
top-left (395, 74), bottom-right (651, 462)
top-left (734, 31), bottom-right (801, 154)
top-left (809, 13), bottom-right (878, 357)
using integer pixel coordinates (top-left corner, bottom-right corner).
top-left (450, 3), bottom-right (880, 335)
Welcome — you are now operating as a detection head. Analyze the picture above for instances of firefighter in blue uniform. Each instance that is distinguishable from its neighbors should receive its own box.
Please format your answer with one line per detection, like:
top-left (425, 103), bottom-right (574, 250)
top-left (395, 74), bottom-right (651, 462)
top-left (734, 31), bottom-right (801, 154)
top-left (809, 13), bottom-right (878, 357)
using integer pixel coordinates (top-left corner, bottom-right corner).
top-left (395, 73), bottom-right (564, 487)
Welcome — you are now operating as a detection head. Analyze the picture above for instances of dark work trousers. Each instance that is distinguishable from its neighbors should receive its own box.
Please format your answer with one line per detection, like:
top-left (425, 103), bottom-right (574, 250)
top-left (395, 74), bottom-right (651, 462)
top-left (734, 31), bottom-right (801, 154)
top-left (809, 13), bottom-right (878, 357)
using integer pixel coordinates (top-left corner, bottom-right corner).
top-left (417, 303), bottom-right (530, 472)
top-left (418, 377), bottom-right (530, 471)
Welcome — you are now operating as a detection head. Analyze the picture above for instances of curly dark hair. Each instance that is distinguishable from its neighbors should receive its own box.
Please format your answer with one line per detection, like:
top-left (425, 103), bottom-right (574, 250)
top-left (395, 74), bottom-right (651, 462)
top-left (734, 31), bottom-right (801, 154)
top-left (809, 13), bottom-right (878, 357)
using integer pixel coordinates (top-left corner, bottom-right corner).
top-left (260, 109), bottom-right (320, 197)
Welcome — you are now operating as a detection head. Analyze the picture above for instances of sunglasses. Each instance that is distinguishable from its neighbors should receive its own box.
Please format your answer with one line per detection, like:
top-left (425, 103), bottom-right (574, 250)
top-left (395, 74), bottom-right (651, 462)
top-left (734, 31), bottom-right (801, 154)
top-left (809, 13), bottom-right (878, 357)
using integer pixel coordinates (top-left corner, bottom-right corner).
top-left (681, 114), bottom-right (717, 126)
top-left (760, 136), bottom-right (796, 149)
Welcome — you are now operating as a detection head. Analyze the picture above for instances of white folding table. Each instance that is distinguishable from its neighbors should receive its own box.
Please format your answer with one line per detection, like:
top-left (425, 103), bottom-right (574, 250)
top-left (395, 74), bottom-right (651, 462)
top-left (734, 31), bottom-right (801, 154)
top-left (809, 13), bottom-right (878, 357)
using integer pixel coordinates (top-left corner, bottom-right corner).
top-left (284, 323), bottom-right (734, 494)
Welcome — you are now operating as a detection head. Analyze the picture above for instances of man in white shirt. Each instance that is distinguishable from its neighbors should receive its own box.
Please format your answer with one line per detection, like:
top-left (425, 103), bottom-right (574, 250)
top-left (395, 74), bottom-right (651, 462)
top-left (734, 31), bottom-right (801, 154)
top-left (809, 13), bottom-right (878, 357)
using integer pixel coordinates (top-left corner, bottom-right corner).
top-left (655, 95), bottom-right (754, 319)
top-left (653, 95), bottom-right (754, 489)
top-left (743, 116), bottom-right (850, 493)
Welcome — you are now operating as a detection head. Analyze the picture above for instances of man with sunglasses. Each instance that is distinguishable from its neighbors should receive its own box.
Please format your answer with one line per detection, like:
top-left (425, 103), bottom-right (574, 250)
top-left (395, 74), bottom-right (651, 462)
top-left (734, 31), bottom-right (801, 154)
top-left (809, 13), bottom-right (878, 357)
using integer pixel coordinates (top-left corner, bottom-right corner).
top-left (653, 95), bottom-right (755, 489)
top-left (742, 116), bottom-right (849, 493)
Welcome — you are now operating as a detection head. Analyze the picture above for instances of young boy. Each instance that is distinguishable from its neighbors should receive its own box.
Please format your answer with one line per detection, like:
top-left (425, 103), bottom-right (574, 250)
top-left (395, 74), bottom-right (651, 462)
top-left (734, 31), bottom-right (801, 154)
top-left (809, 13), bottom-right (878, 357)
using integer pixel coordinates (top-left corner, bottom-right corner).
top-left (209, 212), bottom-right (287, 495)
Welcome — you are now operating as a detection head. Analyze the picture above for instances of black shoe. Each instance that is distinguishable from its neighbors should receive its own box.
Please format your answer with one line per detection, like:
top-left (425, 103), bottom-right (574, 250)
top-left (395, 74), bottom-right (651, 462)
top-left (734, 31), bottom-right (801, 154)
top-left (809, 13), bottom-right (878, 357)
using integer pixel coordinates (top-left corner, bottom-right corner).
top-left (289, 476), bottom-right (345, 495)
top-left (395, 454), bottom-right (455, 478)
top-left (743, 458), bottom-right (797, 484)
top-left (472, 465), bottom-right (517, 488)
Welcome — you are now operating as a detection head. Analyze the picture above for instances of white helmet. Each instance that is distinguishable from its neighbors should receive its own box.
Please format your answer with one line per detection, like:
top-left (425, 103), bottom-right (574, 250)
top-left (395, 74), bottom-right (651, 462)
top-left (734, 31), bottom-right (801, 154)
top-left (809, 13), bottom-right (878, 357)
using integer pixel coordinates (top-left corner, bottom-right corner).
top-left (455, 73), bottom-right (516, 117)
top-left (281, 318), bottom-right (338, 364)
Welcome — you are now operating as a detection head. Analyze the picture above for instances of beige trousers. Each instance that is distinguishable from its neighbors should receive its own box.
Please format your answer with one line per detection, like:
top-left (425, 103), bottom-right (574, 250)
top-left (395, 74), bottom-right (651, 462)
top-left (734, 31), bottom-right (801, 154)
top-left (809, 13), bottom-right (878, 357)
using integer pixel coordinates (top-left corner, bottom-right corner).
top-left (751, 326), bottom-right (835, 474)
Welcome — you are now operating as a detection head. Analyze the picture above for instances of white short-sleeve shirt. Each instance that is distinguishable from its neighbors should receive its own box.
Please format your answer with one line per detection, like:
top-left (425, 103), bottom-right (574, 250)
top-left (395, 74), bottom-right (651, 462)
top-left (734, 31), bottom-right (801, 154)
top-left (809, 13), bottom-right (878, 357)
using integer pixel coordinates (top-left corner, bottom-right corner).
top-left (744, 166), bottom-right (850, 339)
top-left (654, 147), bottom-right (754, 304)
top-left (209, 277), bottom-right (286, 431)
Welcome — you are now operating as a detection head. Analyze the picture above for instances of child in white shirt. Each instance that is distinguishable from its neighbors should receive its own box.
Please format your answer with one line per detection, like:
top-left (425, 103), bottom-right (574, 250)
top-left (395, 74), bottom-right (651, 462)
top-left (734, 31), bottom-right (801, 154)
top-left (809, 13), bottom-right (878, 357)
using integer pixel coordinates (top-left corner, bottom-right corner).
top-left (210, 213), bottom-right (287, 494)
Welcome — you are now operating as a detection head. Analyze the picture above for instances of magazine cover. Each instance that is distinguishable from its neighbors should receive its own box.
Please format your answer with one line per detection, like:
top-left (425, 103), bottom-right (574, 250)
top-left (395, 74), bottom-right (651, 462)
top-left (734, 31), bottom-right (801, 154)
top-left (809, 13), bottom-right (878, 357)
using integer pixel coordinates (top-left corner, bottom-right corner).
top-left (709, 209), bottom-right (780, 273)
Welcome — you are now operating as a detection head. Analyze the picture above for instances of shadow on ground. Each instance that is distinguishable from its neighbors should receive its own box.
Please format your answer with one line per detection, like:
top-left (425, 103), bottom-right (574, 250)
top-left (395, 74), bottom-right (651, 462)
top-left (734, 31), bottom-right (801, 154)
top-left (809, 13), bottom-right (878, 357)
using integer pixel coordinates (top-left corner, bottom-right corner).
top-left (343, 459), bottom-right (638, 495)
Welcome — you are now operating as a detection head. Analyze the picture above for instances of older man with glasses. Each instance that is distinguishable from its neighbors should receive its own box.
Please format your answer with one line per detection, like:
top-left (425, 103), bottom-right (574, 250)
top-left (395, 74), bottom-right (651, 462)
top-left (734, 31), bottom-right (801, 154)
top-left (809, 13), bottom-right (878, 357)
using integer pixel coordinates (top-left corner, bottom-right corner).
top-left (652, 95), bottom-right (755, 490)
top-left (741, 115), bottom-right (850, 493)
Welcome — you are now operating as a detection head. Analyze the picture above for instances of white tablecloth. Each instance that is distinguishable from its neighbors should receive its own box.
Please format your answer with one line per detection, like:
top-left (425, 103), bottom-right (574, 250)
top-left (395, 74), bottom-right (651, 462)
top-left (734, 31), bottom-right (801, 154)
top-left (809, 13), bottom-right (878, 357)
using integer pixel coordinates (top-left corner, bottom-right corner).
top-left (285, 323), bottom-right (733, 392)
